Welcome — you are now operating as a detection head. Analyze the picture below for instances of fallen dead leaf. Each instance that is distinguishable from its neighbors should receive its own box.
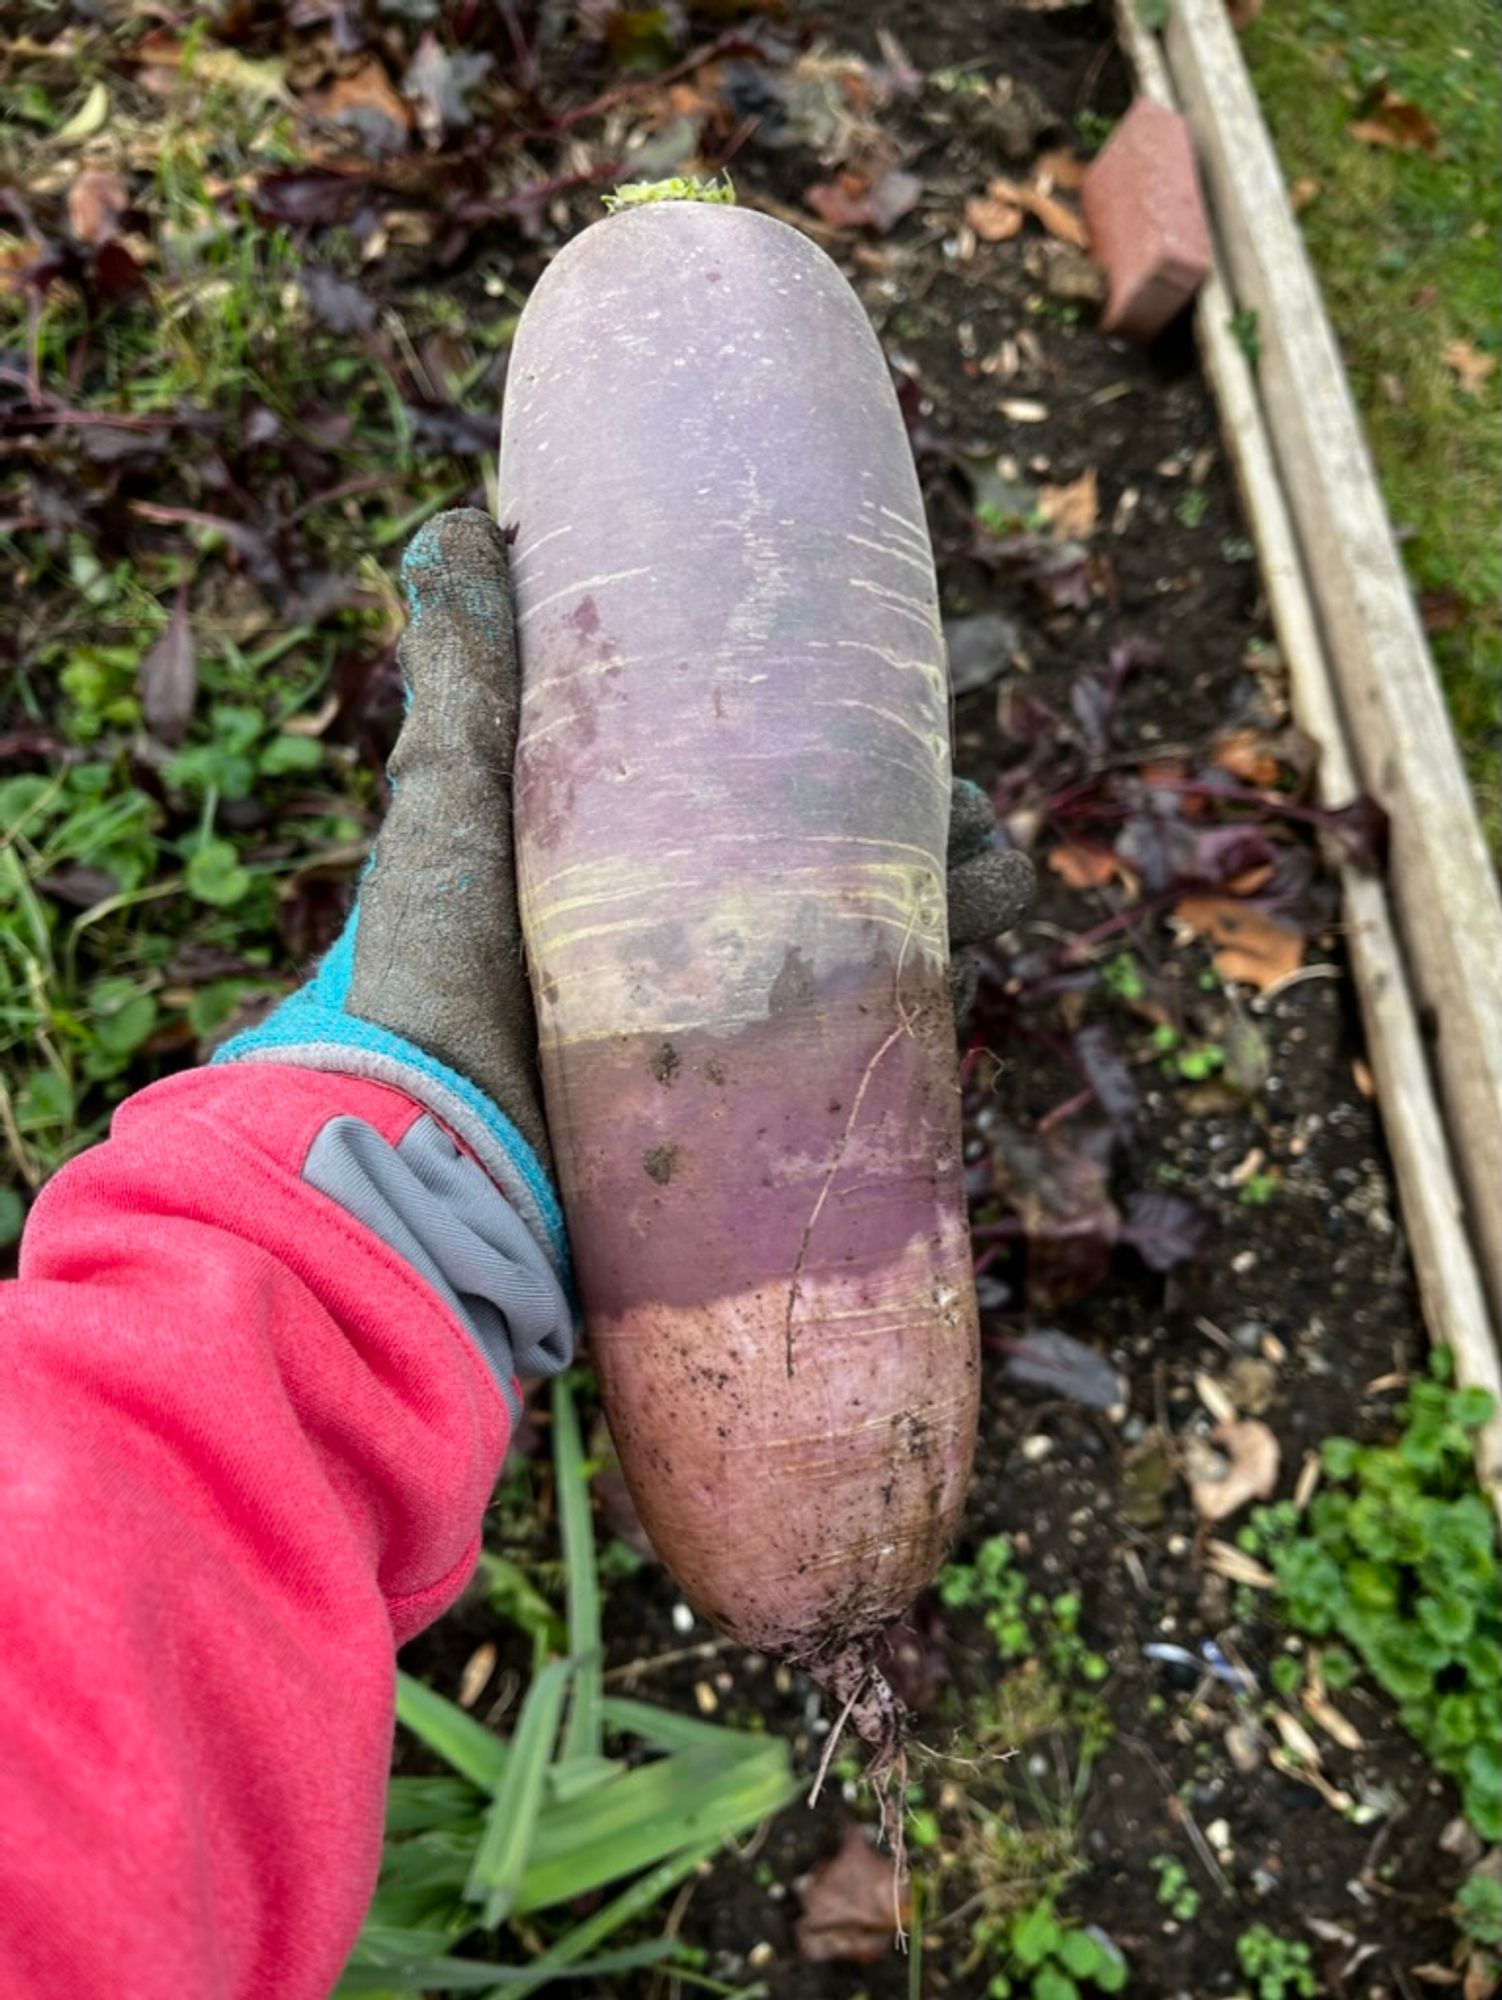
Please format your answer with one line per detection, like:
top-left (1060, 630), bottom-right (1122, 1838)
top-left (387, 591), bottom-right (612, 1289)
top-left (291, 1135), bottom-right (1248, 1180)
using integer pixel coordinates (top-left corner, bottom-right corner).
top-left (982, 174), bottom-right (1089, 248)
top-left (1173, 894), bottom-right (1305, 992)
top-left (54, 80), bottom-right (110, 144)
top-left (1289, 175), bottom-right (1321, 212)
top-left (138, 592), bottom-right (197, 746)
top-left (1188, 1418), bottom-right (1281, 1522)
top-left (1048, 841), bottom-right (1120, 890)
top-left (458, 1641), bottom-right (496, 1709)
top-left (1211, 726), bottom-right (1283, 788)
top-left (1038, 468), bottom-right (1098, 540)
top-left (807, 166), bottom-right (922, 234)
top-left (965, 191), bottom-right (1025, 241)
top-left (1206, 1539), bottom-right (1275, 1589)
top-left (1271, 1705), bottom-right (1322, 1765)
top-left (1350, 88), bottom-right (1440, 155)
top-left (796, 1824), bottom-right (909, 1964)
top-left (1442, 338), bottom-right (1497, 397)
top-left (1036, 146), bottom-right (1088, 191)
top-left (67, 167), bottom-right (128, 247)
top-left (1304, 1685), bottom-right (1363, 1752)
top-left (314, 59), bottom-right (413, 147)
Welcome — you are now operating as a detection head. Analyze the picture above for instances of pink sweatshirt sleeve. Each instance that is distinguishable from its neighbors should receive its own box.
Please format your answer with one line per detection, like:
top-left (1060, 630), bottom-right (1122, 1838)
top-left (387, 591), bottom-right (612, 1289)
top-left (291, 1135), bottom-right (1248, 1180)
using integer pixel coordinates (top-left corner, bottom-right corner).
top-left (0, 1065), bottom-right (516, 2000)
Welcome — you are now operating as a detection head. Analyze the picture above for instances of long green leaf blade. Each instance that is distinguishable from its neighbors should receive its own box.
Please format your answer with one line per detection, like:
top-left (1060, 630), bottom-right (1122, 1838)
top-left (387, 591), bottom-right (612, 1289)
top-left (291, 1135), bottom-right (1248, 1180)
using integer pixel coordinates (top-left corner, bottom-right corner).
top-left (515, 1743), bottom-right (797, 1914)
top-left (465, 1655), bottom-right (572, 1926)
top-left (335, 1937), bottom-right (680, 1993)
top-left (395, 1673), bottom-right (504, 1792)
top-left (552, 1376), bottom-right (603, 1768)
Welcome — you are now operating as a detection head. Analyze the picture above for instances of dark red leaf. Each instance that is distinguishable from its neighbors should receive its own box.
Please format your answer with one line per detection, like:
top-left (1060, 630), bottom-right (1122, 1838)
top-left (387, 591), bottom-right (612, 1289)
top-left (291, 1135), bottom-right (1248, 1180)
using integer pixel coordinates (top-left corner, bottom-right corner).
top-left (995, 1328), bottom-right (1122, 1410)
top-left (139, 590), bottom-right (197, 745)
top-left (403, 34), bottom-right (493, 147)
top-left (1073, 1024), bottom-right (1137, 1138)
top-left (1312, 792), bottom-right (1388, 874)
top-left (405, 401), bottom-right (501, 458)
top-left (94, 239), bottom-right (148, 301)
top-left (1118, 1189), bottom-right (1213, 1272)
top-left (300, 267), bottom-right (377, 336)
top-left (255, 171), bottom-right (375, 228)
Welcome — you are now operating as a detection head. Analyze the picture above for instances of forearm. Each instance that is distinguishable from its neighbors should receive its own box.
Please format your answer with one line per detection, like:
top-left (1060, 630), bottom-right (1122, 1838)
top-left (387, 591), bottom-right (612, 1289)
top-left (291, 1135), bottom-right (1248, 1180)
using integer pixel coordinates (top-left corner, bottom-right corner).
top-left (0, 1064), bottom-right (552, 1998)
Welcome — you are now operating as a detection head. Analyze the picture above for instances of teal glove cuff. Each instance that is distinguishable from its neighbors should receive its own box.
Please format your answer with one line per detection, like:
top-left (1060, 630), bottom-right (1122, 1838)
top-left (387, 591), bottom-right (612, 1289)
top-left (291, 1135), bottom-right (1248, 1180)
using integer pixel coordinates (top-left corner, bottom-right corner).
top-left (216, 920), bottom-right (571, 1292)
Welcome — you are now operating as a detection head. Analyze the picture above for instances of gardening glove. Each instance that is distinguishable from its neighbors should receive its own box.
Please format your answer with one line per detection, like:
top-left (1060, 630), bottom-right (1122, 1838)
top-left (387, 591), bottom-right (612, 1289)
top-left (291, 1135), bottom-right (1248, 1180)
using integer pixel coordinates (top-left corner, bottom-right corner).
top-left (216, 509), bottom-right (573, 1403)
top-left (946, 777), bottom-right (1034, 1020)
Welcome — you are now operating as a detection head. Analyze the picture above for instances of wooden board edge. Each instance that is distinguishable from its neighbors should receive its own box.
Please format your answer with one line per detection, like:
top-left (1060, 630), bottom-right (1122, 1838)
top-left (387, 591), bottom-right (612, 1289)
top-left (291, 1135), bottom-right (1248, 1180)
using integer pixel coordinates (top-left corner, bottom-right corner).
top-left (1112, 0), bottom-right (1502, 1514)
top-left (1157, 0), bottom-right (1502, 1331)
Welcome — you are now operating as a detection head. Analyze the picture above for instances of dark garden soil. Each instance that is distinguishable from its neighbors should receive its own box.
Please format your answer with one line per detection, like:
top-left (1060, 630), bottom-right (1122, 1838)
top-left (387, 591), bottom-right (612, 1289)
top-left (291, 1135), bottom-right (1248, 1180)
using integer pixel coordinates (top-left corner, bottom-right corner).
top-left (396, 5), bottom-right (1471, 1995)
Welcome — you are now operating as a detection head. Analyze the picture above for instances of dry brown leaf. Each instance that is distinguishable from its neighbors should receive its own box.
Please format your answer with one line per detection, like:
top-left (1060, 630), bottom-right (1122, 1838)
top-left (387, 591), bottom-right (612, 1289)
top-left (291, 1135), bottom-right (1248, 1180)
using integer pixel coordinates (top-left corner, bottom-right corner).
top-left (67, 167), bottom-right (128, 247)
top-left (1303, 1685), bottom-right (1363, 1752)
top-left (1188, 1418), bottom-right (1281, 1522)
top-left (1206, 1539), bottom-right (1275, 1588)
top-left (458, 1641), bottom-right (496, 1709)
top-left (1048, 841), bottom-right (1119, 890)
top-left (985, 174), bottom-right (1090, 248)
top-left (1211, 727), bottom-right (1282, 788)
top-left (807, 167), bottom-right (922, 234)
top-left (965, 191), bottom-right (1025, 241)
top-left (1350, 89), bottom-right (1440, 155)
top-left (1036, 146), bottom-right (1088, 191)
top-left (1038, 468), bottom-right (1098, 540)
top-left (1289, 176), bottom-right (1321, 212)
top-left (316, 59), bottom-right (413, 140)
top-left (1442, 338), bottom-right (1497, 397)
top-left (796, 1824), bottom-right (909, 1964)
top-left (1173, 894), bottom-right (1305, 992)
top-left (1270, 1703), bottom-right (1324, 1767)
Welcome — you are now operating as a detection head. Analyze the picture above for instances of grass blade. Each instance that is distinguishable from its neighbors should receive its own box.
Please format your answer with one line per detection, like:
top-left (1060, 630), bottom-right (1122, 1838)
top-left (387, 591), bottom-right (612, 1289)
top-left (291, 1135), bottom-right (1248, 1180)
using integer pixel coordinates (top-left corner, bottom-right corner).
top-left (465, 1655), bottom-right (572, 1926)
top-left (384, 1777), bottom-right (484, 1835)
top-left (516, 1742), bottom-right (797, 1914)
top-left (602, 1695), bottom-right (778, 1759)
top-left (497, 1836), bottom-right (725, 2000)
top-left (335, 1937), bottom-right (680, 1993)
top-left (395, 1672), bottom-right (505, 1792)
top-left (552, 1376), bottom-right (604, 1770)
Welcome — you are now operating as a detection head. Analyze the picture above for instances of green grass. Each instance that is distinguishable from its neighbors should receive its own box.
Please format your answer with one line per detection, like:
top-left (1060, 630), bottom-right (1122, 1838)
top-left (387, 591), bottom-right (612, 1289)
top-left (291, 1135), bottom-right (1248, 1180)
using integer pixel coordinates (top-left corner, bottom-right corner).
top-left (1244, 0), bottom-right (1501, 839)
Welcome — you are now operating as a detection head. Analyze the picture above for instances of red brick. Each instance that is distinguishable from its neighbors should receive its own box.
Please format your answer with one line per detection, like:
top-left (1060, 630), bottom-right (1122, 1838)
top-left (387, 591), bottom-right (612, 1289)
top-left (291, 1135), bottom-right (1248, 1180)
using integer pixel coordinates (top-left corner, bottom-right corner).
top-left (1081, 99), bottom-right (1212, 342)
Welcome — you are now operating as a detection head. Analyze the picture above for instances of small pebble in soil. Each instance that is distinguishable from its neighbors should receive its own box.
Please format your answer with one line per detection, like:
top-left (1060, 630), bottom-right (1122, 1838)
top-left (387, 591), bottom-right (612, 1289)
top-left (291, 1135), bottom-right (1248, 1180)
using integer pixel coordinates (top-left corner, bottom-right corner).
top-left (747, 1943), bottom-right (775, 1970)
top-left (1021, 1433), bottom-right (1053, 1462)
top-left (671, 1601), bottom-right (695, 1634)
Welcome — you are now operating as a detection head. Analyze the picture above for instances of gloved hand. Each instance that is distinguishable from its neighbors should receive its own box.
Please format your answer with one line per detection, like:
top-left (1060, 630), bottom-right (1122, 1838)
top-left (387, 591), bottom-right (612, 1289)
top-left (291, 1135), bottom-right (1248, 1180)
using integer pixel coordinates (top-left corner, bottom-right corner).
top-left (220, 510), bottom-right (1031, 1269)
top-left (947, 778), bottom-right (1034, 1020)
top-left (216, 509), bottom-right (569, 1300)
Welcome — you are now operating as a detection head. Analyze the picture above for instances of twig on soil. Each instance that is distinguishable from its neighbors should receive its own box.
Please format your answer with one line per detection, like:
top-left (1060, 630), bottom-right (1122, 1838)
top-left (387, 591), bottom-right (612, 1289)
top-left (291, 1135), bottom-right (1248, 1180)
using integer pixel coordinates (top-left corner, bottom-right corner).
top-left (1122, 1733), bottom-right (1234, 1898)
top-left (601, 1638), bottom-right (730, 1683)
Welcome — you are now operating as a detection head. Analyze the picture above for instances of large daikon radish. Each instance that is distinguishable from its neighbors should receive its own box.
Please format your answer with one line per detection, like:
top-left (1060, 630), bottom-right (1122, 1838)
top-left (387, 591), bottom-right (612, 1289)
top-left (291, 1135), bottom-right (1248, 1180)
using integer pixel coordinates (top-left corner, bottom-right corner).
top-left (502, 201), bottom-right (978, 1757)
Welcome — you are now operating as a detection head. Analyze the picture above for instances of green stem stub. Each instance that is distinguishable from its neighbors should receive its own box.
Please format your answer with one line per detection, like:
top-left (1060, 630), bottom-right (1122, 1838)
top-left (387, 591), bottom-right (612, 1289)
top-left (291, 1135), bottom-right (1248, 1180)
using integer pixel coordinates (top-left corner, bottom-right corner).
top-left (602, 175), bottom-right (736, 211)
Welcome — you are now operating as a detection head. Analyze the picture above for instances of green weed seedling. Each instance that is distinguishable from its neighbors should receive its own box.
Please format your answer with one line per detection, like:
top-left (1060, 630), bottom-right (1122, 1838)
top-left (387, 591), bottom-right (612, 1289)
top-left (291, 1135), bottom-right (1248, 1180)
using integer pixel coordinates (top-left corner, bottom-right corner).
top-left (1149, 1854), bottom-right (1200, 1922)
top-left (1456, 1869), bottom-right (1502, 1952)
top-left (338, 1377), bottom-right (798, 1995)
top-left (939, 1537), bottom-right (1111, 1761)
top-left (1244, 1350), bottom-right (1501, 1839)
top-left (987, 1899), bottom-right (1128, 1998)
top-left (1235, 1923), bottom-right (1316, 1999)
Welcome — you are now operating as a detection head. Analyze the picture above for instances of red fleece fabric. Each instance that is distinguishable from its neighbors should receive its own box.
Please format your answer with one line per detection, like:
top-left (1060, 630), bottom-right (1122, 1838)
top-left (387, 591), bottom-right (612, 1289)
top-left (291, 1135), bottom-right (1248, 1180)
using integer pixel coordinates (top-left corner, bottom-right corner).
top-left (0, 1065), bottom-right (513, 1998)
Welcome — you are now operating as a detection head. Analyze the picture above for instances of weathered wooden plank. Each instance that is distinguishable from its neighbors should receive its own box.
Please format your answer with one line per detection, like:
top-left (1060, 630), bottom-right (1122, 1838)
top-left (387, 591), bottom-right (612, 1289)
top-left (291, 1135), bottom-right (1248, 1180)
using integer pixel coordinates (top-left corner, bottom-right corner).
top-left (1155, 0), bottom-right (1502, 1324)
top-left (1113, 0), bottom-right (1502, 1505)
